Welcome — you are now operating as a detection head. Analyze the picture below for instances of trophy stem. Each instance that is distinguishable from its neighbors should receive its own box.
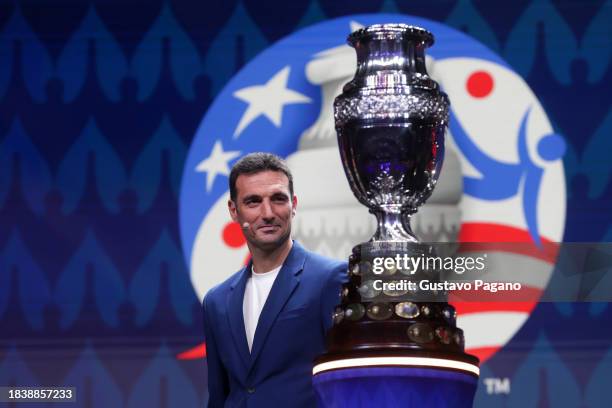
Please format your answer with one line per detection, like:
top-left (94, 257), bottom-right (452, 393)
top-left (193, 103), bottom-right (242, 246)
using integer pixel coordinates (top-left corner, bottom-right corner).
top-left (371, 208), bottom-right (418, 242)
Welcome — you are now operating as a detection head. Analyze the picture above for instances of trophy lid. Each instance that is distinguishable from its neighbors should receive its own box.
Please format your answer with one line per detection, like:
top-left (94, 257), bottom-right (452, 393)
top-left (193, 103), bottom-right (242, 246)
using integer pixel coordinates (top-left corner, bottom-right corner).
top-left (341, 23), bottom-right (440, 96)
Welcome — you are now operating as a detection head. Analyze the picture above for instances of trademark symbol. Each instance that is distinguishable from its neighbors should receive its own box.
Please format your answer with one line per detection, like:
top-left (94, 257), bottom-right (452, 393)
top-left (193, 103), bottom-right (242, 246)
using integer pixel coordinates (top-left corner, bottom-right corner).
top-left (483, 377), bottom-right (511, 395)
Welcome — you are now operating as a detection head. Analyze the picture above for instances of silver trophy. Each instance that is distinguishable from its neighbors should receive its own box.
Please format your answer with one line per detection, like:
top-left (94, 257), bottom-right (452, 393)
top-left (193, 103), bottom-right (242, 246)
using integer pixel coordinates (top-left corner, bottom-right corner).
top-left (313, 24), bottom-right (479, 406)
top-left (335, 24), bottom-right (447, 242)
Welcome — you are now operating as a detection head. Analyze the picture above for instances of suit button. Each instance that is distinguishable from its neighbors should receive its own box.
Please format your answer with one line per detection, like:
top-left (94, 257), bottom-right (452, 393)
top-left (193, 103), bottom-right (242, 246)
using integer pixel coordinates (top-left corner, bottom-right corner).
top-left (247, 387), bottom-right (255, 394)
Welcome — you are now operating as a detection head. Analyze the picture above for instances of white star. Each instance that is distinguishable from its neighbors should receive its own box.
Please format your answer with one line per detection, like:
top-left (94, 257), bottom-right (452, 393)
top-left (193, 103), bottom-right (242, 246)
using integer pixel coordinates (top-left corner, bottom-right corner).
top-left (195, 141), bottom-right (241, 192)
top-left (233, 66), bottom-right (311, 138)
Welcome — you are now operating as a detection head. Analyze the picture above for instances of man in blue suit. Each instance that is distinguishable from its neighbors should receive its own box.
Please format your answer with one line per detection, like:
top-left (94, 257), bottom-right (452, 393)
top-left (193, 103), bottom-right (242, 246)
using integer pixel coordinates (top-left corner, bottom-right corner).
top-left (203, 153), bottom-right (347, 407)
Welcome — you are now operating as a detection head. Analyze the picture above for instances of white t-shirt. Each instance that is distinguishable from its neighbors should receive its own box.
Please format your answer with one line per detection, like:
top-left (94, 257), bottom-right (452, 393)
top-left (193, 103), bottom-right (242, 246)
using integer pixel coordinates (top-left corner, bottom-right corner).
top-left (242, 265), bottom-right (281, 352)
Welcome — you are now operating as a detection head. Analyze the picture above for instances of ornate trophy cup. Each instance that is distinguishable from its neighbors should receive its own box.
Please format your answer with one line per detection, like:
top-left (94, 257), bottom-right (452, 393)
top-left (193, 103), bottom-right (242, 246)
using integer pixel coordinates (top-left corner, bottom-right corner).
top-left (312, 24), bottom-right (480, 407)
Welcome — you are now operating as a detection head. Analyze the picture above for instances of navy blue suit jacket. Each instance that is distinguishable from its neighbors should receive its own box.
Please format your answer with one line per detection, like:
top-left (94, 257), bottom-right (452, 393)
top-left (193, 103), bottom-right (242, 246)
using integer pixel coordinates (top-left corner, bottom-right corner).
top-left (203, 241), bottom-right (347, 407)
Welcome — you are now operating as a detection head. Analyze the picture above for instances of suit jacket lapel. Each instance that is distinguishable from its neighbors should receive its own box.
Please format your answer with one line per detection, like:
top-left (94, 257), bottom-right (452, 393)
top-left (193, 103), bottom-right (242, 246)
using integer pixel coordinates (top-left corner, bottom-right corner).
top-left (248, 241), bottom-right (306, 373)
top-left (227, 264), bottom-right (251, 371)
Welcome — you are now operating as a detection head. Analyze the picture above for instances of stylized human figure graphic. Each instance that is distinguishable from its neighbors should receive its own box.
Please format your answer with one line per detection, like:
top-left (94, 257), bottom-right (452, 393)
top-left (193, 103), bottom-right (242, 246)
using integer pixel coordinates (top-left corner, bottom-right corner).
top-left (450, 107), bottom-right (565, 245)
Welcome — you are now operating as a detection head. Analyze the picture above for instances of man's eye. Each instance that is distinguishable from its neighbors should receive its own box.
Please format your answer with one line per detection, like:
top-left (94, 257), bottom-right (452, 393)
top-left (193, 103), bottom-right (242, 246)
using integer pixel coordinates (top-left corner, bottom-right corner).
top-left (273, 196), bottom-right (288, 202)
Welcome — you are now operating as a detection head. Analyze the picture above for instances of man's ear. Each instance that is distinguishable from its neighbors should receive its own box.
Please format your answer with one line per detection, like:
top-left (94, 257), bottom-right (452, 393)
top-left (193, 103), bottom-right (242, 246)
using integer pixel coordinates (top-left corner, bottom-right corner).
top-left (291, 195), bottom-right (298, 217)
top-left (228, 199), bottom-right (238, 222)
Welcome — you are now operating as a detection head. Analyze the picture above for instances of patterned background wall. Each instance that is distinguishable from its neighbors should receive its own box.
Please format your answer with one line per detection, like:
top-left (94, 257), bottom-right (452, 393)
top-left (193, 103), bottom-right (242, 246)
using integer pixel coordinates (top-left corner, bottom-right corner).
top-left (0, 0), bottom-right (611, 406)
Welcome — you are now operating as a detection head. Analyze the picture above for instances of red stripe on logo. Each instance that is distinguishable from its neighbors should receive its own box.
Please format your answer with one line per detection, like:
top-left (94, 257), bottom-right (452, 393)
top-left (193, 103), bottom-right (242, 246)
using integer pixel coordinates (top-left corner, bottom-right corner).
top-left (458, 222), bottom-right (559, 263)
top-left (177, 342), bottom-right (207, 360)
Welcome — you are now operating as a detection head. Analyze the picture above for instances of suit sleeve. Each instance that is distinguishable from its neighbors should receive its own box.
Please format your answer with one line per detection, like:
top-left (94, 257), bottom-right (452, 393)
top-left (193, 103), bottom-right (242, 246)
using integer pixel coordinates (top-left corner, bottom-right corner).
top-left (203, 293), bottom-right (229, 408)
top-left (320, 262), bottom-right (349, 333)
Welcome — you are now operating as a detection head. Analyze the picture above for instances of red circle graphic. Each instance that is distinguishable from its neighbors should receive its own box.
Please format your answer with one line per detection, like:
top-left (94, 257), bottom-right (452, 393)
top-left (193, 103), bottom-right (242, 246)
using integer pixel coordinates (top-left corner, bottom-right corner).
top-left (466, 71), bottom-right (494, 98)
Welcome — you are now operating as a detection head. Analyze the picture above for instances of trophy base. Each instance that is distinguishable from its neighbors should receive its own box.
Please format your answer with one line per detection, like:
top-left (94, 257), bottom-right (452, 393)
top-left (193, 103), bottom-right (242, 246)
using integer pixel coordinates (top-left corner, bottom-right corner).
top-left (314, 241), bottom-right (479, 405)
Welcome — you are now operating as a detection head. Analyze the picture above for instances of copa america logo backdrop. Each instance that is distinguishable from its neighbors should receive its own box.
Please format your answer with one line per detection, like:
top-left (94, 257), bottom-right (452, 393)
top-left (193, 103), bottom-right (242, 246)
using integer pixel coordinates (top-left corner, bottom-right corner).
top-left (179, 14), bottom-right (566, 363)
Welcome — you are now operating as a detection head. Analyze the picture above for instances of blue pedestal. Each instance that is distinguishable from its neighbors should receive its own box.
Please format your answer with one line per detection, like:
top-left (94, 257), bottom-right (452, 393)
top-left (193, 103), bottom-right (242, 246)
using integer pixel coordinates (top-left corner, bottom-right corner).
top-left (313, 366), bottom-right (478, 408)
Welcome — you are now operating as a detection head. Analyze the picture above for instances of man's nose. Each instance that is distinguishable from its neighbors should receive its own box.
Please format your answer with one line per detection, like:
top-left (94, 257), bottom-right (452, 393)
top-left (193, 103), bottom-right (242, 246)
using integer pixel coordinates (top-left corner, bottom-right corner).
top-left (260, 200), bottom-right (274, 220)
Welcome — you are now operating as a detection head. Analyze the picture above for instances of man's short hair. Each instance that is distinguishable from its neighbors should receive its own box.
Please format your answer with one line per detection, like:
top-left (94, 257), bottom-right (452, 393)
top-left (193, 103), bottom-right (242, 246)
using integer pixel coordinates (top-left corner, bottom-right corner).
top-left (229, 152), bottom-right (294, 201)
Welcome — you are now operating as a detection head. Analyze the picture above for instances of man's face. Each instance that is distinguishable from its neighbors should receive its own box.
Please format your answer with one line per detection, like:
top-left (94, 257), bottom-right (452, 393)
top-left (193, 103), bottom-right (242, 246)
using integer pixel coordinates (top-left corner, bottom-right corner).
top-left (228, 170), bottom-right (297, 252)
